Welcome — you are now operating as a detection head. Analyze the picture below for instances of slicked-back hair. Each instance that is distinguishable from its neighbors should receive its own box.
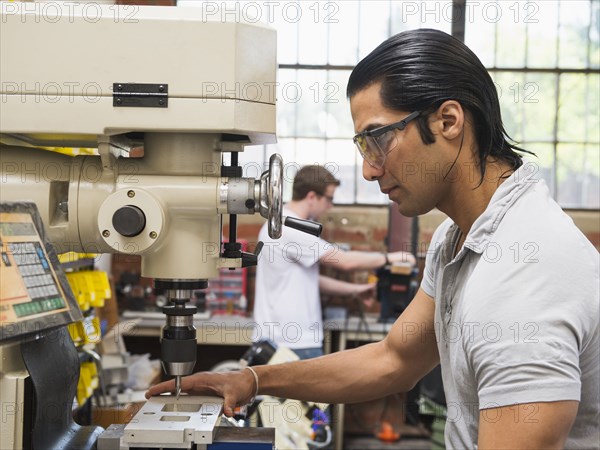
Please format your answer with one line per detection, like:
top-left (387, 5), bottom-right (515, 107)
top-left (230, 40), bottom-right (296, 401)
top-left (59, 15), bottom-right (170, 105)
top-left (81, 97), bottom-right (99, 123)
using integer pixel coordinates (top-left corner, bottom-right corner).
top-left (347, 29), bottom-right (532, 179)
top-left (292, 165), bottom-right (341, 201)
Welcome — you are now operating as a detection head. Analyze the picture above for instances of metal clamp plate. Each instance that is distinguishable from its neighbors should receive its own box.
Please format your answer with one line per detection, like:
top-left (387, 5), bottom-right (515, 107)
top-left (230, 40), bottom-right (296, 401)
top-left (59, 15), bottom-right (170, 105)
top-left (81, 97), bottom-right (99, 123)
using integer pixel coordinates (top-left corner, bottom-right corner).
top-left (113, 83), bottom-right (168, 108)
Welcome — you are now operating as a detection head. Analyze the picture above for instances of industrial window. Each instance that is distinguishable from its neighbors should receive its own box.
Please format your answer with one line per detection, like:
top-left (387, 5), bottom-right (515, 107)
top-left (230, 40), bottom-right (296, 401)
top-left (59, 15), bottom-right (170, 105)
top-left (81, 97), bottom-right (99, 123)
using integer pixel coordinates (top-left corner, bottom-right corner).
top-left (184, 1), bottom-right (599, 209)
top-left (465, 0), bottom-right (599, 209)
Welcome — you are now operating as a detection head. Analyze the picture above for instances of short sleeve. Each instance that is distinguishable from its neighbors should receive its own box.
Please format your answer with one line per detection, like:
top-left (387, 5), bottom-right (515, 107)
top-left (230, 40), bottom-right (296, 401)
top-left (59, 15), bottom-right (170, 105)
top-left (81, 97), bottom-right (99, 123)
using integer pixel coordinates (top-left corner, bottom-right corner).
top-left (472, 314), bottom-right (582, 408)
top-left (421, 219), bottom-right (453, 298)
top-left (463, 266), bottom-right (588, 409)
top-left (279, 228), bottom-right (331, 269)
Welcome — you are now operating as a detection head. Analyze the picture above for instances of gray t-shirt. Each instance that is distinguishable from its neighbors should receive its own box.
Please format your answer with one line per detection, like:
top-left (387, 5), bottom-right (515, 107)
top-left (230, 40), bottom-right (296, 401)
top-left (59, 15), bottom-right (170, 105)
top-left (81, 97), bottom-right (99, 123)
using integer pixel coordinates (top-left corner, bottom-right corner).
top-left (421, 165), bottom-right (599, 448)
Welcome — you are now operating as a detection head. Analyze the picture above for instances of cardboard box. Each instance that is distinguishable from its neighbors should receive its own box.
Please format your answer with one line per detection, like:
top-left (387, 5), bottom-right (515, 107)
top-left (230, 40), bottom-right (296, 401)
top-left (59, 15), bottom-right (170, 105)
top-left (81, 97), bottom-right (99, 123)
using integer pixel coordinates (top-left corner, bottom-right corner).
top-left (92, 402), bottom-right (144, 429)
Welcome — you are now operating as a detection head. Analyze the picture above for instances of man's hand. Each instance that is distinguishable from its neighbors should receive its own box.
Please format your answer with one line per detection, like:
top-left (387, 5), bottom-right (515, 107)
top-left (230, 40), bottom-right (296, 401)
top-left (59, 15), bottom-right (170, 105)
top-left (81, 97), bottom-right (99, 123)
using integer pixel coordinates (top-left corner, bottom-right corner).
top-left (145, 369), bottom-right (257, 416)
top-left (353, 282), bottom-right (376, 308)
top-left (387, 251), bottom-right (416, 266)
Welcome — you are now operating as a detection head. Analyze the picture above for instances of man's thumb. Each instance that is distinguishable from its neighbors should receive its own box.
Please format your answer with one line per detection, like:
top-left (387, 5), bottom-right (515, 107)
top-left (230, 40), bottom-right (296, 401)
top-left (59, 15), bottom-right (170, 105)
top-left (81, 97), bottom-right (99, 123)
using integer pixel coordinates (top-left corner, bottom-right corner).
top-left (222, 395), bottom-right (237, 417)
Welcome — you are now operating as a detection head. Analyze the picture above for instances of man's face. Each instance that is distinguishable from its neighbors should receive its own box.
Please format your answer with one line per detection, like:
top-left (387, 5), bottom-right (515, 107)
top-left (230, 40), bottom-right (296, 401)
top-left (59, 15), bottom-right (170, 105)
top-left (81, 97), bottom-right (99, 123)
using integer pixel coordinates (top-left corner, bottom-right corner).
top-left (310, 184), bottom-right (336, 220)
top-left (350, 82), bottom-right (451, 217)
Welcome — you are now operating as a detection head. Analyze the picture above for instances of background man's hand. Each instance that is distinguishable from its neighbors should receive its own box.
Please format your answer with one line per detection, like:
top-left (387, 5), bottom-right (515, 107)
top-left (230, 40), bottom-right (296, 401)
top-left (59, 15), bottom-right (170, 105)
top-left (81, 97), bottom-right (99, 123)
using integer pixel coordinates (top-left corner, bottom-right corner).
top-left (145, 369), bottom-right (256, 416)
top-left (387, 251), bottom-right (416, 266)
top-left (354, 282), bottom-right (376, 308)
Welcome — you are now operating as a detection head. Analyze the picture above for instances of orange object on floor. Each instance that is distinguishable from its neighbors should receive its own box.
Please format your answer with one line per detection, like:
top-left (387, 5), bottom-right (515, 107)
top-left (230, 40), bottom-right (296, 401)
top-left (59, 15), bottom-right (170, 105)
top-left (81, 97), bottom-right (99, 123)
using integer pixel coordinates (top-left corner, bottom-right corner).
top-left (377, 421), bottom-right (401, 442)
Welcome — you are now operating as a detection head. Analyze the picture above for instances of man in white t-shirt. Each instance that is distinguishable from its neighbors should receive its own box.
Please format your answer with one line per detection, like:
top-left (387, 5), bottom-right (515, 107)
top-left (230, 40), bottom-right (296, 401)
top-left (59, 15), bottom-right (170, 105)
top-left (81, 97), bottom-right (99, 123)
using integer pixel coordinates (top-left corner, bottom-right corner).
top-left (253, 165), bottom-right (415, 359)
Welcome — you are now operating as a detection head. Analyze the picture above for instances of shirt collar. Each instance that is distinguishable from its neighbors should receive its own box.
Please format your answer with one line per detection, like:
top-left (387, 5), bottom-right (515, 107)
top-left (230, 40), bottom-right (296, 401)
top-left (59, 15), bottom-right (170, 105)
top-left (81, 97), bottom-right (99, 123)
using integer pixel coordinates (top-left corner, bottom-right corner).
top-left (457, 164), bottom-right (541, 254)
top-left (283, 205), bottom-right (300, 219)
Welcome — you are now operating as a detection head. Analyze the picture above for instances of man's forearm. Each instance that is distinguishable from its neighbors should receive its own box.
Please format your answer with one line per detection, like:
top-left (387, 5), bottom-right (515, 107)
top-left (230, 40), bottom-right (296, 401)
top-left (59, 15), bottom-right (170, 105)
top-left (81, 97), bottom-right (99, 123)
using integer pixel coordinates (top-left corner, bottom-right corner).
top-left (145, 289), bottom-right (439, 413)
top-left (253, 290), bottom-right (438, 404)
top-left (322, 249), bottom-right (415, 271)
top-left (319, 274), bottom-right (362, 295)
top-left (251, 340), bottom-right (407, 404)
top-left (323, 250), bottom-right (386, 271)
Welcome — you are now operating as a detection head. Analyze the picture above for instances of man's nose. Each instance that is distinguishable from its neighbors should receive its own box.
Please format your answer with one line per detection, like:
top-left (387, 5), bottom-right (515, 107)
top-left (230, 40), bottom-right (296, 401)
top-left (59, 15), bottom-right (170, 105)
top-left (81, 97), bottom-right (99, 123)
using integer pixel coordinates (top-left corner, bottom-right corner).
top-left (362, 158), bottom-right (384, 181)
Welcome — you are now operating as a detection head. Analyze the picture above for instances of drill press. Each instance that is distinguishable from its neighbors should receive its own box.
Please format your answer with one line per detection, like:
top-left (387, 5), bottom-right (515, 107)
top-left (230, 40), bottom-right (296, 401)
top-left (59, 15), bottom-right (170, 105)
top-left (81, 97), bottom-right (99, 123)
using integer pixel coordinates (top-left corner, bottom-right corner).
top-left (0, 4), bottom-right (319, 448)
top-left (0, 2), bottom-right (324, 448)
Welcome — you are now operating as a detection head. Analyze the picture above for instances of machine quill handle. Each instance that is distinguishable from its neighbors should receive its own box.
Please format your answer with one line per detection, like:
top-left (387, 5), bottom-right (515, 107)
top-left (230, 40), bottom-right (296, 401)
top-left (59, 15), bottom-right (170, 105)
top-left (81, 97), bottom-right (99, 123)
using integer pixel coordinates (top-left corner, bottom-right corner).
top-left (267, 154), bottom-right (283, 239)
top-left (284, 216), bottom-right (323, 237)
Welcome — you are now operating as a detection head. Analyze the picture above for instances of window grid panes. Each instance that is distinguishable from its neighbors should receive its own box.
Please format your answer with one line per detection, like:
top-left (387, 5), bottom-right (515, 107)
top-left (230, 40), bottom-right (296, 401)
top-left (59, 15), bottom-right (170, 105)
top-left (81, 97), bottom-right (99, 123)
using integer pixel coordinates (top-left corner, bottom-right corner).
top-left (468, 0), bottom-right (599, 209)
top-left (235, 0), bottom-right (599, 209)
top-left (252, 0), bottom-right (452, 205)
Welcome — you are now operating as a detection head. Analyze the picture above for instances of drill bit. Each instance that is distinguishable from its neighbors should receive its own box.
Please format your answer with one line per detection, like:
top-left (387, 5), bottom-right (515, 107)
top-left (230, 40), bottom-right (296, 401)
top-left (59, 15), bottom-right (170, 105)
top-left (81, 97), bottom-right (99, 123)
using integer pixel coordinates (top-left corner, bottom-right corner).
top-left (175, 375), bottom-right (181, 400)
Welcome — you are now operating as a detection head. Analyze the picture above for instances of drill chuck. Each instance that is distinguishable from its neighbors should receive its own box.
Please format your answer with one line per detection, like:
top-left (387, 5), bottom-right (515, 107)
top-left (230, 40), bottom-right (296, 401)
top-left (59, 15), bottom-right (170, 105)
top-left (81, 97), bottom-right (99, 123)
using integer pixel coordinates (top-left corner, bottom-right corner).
top-left (161, 304), bottom-right (197, 377)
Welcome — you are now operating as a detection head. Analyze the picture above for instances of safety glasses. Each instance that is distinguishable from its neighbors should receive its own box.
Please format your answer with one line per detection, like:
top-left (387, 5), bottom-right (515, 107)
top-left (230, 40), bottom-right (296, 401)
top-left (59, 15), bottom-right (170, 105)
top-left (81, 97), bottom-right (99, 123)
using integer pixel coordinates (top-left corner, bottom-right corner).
top-left (353, 111), bottom-right (420, 169)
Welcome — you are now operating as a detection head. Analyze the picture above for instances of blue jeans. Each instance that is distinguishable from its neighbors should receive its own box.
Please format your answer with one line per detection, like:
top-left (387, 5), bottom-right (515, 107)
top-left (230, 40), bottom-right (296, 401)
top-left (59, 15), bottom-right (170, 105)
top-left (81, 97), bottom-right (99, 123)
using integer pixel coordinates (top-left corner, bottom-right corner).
top-left (293, 347), bottom-right (324, 360)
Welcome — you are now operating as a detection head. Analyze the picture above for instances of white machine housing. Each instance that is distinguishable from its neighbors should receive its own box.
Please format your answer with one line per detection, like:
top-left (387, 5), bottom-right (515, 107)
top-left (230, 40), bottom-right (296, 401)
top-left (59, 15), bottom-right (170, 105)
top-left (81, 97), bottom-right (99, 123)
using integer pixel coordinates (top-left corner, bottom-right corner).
top-left (0, 4), bottom-right (280, 449)
top-left (1, 3), bottom-right (276, 142)
top-left (0, 3), bottom-right (278, 281)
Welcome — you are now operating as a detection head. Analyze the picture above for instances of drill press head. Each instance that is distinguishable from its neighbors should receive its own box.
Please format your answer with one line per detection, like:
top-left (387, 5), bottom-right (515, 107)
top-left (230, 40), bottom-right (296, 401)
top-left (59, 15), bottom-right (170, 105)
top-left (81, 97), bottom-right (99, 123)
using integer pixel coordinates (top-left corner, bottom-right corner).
top-left (0, 5), bottom-right (325, 402)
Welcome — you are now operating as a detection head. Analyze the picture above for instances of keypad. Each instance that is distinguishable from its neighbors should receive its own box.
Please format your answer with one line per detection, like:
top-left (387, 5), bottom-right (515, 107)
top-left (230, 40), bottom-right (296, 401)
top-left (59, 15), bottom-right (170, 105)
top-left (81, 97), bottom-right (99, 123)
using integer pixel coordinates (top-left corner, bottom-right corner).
top-left (7, 241), bottom-right (63, 318)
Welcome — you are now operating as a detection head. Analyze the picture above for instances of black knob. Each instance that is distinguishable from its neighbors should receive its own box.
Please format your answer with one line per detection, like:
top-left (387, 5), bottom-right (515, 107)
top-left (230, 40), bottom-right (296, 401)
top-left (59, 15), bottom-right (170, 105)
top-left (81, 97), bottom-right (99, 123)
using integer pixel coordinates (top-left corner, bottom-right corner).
top-left (112, 205), bottom-right (146, 237)
top-left (284, 216), bottom-right (323, 237)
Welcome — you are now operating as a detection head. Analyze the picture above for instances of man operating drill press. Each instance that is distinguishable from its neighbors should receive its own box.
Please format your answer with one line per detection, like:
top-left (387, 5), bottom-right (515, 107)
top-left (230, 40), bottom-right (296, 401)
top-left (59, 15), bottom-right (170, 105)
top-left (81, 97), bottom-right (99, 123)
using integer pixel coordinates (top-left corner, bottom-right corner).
top-left (147, 29), bottom-right (599, 449)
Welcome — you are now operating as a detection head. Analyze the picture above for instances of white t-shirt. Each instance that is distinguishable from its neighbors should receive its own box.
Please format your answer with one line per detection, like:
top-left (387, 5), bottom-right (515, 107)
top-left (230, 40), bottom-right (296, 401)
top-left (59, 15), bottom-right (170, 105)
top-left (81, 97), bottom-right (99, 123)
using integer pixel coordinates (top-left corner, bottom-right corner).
top-left (253, 207), bottom-right (333, 349)
top-left (421, 165), bottom-right (600, 448)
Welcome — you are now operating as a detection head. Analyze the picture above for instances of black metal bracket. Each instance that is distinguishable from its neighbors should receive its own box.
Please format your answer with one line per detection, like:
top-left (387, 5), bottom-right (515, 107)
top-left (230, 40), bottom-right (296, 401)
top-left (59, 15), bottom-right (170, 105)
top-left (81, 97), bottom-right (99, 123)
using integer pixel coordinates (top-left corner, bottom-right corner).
top-left (113, 83), bottom-right (168, 108)
top-left (21, 327), bottom-right (104, 450)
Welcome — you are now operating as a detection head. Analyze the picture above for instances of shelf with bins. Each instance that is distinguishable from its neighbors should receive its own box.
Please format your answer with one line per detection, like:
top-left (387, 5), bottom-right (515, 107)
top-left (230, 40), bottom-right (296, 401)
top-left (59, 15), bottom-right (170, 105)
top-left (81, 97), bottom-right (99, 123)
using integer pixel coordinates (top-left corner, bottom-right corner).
top-left (59, 252), bottom-right (112, 411)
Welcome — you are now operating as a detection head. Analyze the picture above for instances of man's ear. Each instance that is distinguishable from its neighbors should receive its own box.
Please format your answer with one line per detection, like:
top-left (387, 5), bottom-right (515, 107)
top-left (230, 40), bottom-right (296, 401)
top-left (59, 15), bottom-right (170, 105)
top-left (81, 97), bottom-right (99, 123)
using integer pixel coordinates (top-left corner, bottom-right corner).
top-left (305, 190), bottom-right (319, 201)
top-left (431, 100), bottom-right (464, 141)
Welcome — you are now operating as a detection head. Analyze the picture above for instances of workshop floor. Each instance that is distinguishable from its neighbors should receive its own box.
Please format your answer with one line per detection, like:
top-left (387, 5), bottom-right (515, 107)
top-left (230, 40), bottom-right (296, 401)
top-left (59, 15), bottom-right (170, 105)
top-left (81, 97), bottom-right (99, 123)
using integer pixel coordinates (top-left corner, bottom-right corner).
top-left (344, 435), bottom-right (432, 449)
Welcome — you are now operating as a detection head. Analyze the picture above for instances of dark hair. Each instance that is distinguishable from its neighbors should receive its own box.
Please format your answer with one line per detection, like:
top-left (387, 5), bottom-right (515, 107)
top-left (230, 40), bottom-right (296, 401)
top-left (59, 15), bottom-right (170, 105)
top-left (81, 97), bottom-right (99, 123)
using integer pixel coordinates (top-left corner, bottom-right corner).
top-left (347, 29), bottom-right (533, 179)
top-left (292, 165), bottom-right (340, 201)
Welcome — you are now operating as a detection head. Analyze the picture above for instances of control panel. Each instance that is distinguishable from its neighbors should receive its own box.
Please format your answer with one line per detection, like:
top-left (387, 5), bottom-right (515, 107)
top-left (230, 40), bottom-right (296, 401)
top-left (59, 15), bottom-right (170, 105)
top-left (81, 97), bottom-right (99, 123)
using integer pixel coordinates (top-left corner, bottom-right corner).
top-left (0, 203), bottom-right (82, 342)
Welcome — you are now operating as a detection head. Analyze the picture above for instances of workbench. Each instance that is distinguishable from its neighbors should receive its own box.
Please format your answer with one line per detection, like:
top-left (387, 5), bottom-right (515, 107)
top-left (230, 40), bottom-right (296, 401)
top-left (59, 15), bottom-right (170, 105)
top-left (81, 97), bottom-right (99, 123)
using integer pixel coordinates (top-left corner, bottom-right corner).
top-left (121, 312), bottom-right (257, 345)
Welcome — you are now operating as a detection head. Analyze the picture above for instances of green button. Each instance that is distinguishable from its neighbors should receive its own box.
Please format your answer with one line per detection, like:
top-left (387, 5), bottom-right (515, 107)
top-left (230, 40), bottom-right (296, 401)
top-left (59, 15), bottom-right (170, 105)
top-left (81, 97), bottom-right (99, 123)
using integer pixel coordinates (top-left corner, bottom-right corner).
top-left (14, 304), bottom-right (29, 318)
